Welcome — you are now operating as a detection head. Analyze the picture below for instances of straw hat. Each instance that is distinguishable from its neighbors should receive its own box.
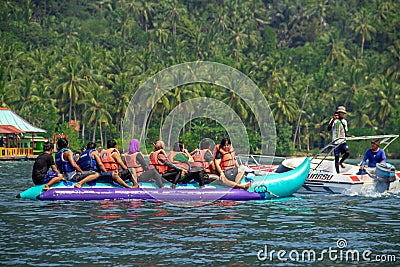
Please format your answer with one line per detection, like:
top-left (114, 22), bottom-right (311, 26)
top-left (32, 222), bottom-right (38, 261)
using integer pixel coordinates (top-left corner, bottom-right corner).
top-left (336, 106), bottom-right (347, 114)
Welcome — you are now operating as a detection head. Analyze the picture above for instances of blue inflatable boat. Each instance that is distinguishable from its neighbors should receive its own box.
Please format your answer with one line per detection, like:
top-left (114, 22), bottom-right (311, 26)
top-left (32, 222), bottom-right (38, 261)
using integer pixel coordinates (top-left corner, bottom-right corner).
top-left (17, 158), bottom-right (310, 202)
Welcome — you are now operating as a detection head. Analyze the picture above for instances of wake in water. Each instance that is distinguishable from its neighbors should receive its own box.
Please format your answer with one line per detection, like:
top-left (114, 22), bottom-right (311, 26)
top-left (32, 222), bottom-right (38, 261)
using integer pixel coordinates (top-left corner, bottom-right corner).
top-left (343, 183), bottom-right (400, 198)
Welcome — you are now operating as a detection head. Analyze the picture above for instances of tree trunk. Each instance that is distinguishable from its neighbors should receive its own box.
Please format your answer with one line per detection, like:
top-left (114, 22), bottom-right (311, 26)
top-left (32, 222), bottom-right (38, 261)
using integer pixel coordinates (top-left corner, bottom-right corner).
top-left (100, 123), bottom-right (104, 147)
top-left (82, 123), bottom-right (85, 143)
top-left (361, 33), bottom-right (365, 58)
top-left (92, 120), bottom-right (97, 143)
top-left (68, 98), bottom-right (72, 123)
top-left (293, 85), bottom-right (308, 149)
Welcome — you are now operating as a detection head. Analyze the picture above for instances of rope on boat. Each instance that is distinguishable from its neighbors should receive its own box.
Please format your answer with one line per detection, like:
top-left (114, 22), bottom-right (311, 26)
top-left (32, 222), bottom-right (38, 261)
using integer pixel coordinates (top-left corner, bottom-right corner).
top-left (253, 184), bottom-right (280, 198)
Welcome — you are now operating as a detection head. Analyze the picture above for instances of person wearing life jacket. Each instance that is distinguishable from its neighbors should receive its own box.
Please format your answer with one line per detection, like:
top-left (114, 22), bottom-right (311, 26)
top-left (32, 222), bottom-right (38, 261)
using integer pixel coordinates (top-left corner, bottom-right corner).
top-left (149, 140), bottom-right (185, 188)
top-left (55, 138), bottom-right (100, 183)
top-left (100, 139), bottom-right (140, 188)
top-left (124, 139), bottom-right (164, 188)
top-left (74, 142), bottom-right (134, 188)
top-left (167, 141), bottom-right (193, 172)
top-left (214, 138), bottom-right (251, 190)
top-left (179, 138), bottom-right (215, 188)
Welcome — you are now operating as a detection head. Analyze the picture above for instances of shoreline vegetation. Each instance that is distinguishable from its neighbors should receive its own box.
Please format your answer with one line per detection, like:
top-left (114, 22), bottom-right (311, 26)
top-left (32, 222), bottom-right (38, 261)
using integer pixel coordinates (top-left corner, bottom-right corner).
top-left (0, 1), bottom-right (399, 157)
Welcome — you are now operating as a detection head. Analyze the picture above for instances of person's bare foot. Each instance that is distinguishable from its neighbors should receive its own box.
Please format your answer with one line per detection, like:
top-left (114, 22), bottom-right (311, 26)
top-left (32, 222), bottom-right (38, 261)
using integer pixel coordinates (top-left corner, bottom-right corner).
top-left (242, 181), bottom-right (252, 191)
top-left (130, 184), bottom-right (140, 188)
top-left (43, 185), bottom-right (50, 191)
top-left (340, 163), bottom-right (345, 168)
top-left (74, 183), bottom-right (82, 188)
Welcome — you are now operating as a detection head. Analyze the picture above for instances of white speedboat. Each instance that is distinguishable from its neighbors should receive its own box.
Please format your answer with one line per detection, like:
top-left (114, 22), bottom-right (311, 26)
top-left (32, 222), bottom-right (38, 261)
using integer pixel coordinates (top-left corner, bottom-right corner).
top-left (278, 135), bottom-right (400, 195)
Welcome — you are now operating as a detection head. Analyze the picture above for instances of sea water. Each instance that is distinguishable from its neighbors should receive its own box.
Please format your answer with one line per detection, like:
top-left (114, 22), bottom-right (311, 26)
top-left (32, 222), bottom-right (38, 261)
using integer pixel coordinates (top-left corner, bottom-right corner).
top-left (0, 161), bottom-right (399, 266)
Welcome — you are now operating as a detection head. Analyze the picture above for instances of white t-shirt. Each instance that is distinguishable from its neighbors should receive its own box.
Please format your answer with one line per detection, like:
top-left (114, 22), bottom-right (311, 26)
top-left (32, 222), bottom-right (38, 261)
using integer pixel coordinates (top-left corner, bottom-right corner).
top-left (330, 118), bottom-right (348, 141)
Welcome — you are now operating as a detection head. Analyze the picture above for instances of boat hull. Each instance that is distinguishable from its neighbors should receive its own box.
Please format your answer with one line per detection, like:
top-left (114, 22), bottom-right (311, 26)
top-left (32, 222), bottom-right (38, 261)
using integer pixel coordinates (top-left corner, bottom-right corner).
top-left (279, 157), bottom-right (400, 195)
top-left (38, 187), bottom-right (267, 201)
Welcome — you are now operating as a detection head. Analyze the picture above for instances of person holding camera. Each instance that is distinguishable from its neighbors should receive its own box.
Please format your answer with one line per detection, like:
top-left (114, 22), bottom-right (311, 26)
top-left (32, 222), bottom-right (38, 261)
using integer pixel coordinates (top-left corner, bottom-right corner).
top-left (327, 106), bottom-right (353, 174)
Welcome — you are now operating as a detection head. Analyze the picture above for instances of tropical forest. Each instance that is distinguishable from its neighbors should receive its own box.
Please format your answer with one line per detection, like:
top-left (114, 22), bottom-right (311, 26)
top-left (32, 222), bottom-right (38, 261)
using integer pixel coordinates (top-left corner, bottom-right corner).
top-left (1, 0), bottom-right (399, 157)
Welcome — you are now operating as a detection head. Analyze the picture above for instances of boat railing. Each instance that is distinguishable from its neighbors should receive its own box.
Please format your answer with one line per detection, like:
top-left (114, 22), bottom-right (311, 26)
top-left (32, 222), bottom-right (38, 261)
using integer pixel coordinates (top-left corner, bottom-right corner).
top-left (0, 147), bottom-right (33, 158)
top-left (345, 134), bottom-right (399, 151)
top-left (311, 135), bottom-right (399, 171)
top-left (237, 154), bottom-right (286, 173)
top-left (311, 138), bottom-right (346, 171)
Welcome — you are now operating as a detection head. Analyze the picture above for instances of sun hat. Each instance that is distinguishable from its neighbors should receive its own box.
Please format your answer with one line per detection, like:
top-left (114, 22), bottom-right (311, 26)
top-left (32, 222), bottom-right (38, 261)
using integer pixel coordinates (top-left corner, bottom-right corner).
top-left (336, 106), bottom-right (347, 114)
top-left (371, 139), bottom-right (380, 146)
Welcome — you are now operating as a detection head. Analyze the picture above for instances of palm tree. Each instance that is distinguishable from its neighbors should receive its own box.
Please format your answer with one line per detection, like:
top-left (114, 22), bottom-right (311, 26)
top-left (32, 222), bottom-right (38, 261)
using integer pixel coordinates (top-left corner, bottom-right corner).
top-left (53, 56), bottom-right (88, 122)
top-left (79, 85), bottom-right (112, 146)
top-left (320, 31), bottom-right (350, 65)
top-left (350, 8), bottom-right (376, 58)
top-left (267, 81), bottom-right (299, 124)
top-left (350, 92), bottom-right (373, 128)
top-left (126, 0), bottom-right (155, 32)
top-left (387, 40), bottom-right (400, 80)
top-left (9, 76), bottom-right (39, 119)
top-left (370, 75), bottom-right (399, 130)
top-left (110, 73), bottom-right (133, 137)
top-left (164, 0), bottom-right (186, 40)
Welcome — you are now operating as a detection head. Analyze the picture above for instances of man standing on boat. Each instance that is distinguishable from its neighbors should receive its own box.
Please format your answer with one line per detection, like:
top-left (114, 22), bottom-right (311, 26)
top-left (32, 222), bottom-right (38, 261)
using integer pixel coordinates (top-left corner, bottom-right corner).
top-left (327, 106), bottom-right (352, 173)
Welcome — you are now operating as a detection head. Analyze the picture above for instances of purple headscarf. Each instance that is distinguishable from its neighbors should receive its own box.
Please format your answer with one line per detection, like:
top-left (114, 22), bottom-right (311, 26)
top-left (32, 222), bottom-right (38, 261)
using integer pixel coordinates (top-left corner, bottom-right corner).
top-left (129, 139), bottom-right (140, 153)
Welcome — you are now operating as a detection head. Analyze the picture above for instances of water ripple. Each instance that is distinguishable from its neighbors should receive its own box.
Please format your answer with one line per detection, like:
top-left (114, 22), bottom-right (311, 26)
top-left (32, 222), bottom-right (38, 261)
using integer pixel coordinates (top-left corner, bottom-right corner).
top-left (1, 162), bottom-right (399, 266)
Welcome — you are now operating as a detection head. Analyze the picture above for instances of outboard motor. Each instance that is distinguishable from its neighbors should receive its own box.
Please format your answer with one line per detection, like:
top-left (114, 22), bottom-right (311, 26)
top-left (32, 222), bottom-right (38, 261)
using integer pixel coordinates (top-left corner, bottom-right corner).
top-left (374, 162), bottom-right (396, 192)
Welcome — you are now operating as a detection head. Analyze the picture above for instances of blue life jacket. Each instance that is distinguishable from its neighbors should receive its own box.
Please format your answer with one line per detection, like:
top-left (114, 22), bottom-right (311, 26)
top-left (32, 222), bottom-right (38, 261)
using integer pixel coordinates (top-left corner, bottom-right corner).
top-left (55, 148), bottom-right (75, 173)
top-left (78, 149), bottom-right (98, 171)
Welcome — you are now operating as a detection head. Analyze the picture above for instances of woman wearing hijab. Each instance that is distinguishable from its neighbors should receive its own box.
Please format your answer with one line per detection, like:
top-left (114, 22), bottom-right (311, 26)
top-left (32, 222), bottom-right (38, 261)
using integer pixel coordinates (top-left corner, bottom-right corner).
top-left (124, 139), bottom-right (164, 188)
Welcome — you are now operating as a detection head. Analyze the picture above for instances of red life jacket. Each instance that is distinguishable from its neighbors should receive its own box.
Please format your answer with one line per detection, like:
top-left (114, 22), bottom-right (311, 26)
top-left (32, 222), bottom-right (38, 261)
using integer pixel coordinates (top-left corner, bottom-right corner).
top-left (192, 149), bottom-right (211, 173)
top-left (149, 149), bottom-right (168, 174)
top-left (167, 151), bottom-right (190, 171)
top-left (100, 148), bottom-right (120, 172)
top-left (124, 152), bottom-right (144, 178)
top-left (214, 144), bottom-right (236, 171)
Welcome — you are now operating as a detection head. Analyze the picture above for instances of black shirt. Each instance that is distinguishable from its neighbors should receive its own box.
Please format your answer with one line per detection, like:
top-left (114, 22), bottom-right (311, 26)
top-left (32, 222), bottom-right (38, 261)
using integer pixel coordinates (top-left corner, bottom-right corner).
top-left (32, 153), bottom-right (54, 182)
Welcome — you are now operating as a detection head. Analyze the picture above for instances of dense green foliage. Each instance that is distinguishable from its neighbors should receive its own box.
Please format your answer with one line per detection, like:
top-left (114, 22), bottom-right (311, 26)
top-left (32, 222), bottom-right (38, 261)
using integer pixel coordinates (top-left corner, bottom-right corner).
top-left (1, 0), bottom-right (399, 157)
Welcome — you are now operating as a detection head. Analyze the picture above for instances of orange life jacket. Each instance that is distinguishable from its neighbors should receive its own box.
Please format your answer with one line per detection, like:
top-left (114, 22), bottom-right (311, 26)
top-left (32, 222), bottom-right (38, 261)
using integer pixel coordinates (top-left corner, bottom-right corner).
top-left (124, 152), bottom-right (144, 178)
top-left (100, 148), bottom-right (120, 172)
top-left (191, 149), bottom-right (211, 173)
top-left (149, 149), bottom-right (168, 174)
top-left (167, 151), bottom-right (190, 171)
top-left (214, 144), bottom-right (236, 171)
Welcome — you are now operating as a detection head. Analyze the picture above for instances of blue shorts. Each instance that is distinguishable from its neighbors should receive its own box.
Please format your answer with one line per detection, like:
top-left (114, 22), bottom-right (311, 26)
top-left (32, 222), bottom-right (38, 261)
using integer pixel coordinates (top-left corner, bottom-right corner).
top-left (42, 172), bottom-right (59, 184)
top-left (334, 143), bottom-right (349, 157)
